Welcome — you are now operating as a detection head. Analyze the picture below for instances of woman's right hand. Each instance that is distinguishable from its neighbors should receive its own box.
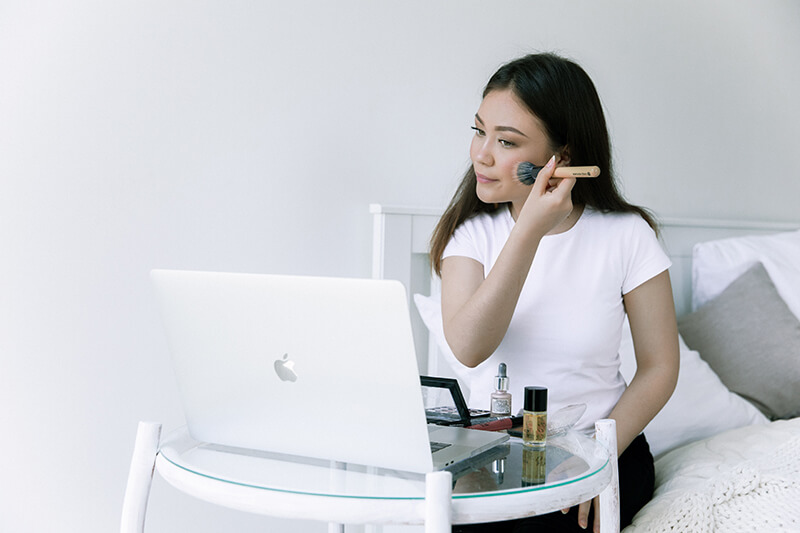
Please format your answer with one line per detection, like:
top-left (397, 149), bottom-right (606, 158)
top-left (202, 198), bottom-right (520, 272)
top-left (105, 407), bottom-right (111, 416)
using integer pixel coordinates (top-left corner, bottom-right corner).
top-left (516, 155), bottom-right (577, 235)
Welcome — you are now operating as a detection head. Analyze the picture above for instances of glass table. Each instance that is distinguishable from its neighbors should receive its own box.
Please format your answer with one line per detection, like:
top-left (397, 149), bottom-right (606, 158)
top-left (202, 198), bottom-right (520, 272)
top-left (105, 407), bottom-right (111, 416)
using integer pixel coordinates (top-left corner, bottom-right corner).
top-left (135, 422), bottom-right (616, 531)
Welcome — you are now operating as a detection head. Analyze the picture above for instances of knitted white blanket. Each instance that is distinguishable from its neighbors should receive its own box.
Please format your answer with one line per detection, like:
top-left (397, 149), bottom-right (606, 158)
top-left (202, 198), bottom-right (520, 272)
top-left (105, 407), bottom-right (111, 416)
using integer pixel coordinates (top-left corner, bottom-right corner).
top-left (624, 418), bottom-right (800, 533)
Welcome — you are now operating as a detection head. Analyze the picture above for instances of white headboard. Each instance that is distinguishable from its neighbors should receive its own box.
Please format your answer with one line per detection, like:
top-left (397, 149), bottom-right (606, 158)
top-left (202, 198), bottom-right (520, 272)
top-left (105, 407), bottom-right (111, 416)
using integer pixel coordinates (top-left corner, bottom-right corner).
top-left (370, 203), bottom-right (799, 375)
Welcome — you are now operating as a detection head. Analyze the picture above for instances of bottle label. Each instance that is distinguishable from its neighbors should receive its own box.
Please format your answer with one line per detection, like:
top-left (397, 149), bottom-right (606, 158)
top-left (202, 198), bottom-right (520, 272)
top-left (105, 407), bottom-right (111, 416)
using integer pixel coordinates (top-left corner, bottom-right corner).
top-left (523, 411), bottom-right (547, 446)
top-left (491, 397), bottom-right (511, 415)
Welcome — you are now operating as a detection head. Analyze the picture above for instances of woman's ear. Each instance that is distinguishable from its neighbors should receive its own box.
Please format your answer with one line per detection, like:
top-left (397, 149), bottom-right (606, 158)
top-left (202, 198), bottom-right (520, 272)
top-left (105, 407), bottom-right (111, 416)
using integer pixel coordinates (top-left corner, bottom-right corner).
top-left (556, 146), bottom-right (571, 166)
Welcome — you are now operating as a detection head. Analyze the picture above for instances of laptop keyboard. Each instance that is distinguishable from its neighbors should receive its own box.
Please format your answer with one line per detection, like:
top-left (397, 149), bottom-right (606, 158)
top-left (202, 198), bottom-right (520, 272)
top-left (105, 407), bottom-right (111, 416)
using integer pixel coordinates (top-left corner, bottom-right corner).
top-left (430, 441), bottom-right (452, 453)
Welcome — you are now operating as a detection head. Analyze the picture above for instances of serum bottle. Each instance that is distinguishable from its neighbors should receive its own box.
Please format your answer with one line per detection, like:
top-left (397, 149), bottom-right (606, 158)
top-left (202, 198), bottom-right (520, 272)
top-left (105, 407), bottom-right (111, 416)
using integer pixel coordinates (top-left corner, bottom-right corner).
top-left (490, 363), bottom-right (512, 416)
top-left (523, 386), bottom-right (548, 448)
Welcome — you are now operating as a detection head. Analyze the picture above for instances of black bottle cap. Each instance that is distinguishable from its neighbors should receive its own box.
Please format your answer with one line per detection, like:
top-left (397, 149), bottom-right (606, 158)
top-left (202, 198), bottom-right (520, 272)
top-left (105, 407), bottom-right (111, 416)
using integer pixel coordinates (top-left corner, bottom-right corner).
top-left (524, 386), bottom-right (548, 412)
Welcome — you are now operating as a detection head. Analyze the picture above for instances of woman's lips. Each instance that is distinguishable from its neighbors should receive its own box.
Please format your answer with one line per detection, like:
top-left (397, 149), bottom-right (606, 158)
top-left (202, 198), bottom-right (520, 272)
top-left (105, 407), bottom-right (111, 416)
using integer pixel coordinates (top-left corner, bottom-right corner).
top-left (475, 173), bottom-right (497, 184)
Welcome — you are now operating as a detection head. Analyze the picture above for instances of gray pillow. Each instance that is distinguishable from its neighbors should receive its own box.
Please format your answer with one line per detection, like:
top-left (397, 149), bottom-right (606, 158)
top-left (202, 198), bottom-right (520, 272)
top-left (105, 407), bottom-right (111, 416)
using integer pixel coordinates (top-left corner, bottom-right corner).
top-left (678, 262), bottom-right (800, 420)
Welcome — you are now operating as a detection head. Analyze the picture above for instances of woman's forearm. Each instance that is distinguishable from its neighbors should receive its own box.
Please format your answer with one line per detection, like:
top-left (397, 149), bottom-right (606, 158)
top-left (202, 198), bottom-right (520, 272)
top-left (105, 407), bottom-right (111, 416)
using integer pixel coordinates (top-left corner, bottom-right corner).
top-left (441, 226), bottom-right (544, 367)
top-left (607, 362), bottom-right (678, 454)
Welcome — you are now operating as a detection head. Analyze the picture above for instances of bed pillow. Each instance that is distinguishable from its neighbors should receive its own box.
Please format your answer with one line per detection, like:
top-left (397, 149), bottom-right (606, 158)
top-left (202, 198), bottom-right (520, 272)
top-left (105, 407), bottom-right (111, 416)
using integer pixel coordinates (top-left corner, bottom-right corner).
top-left (413, 292), bottom-right (455, 360)
top-left (678, 262), bottom-right (800, 420)
top-left (692, 229), bottom-right (800, 320)
top-left (415, 293), bottom-right (768, 457)
top-left (617, 318), bottom-right (767, 457)
top-left (413, 293), bottom-right (475, 398)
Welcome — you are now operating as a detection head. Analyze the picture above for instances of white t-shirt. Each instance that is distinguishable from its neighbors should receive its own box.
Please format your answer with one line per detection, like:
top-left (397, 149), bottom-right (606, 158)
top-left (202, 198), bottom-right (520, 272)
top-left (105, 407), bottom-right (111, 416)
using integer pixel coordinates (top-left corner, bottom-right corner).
top-left (442, 205), bottom-right (671, 434)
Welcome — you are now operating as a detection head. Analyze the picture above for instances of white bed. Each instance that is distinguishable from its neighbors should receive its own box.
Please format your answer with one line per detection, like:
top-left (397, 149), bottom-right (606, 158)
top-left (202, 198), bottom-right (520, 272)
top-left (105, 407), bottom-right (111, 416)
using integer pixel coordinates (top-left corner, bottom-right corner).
top-left (370, 204), bottom-right (800, 532)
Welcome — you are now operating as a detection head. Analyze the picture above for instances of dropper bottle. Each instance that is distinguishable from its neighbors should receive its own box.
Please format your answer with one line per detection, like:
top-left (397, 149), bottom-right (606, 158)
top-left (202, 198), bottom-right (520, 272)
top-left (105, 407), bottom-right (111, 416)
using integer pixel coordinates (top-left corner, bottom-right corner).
top-left (490, 363), bottom-right (512, 416)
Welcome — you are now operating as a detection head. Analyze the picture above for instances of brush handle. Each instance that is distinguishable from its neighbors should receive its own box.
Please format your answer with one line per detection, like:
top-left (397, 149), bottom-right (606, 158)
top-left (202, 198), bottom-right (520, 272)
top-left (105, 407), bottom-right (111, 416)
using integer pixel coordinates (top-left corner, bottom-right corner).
top-left (553, 166), bottom-right (601, 178)
top-left (516, 161), bottom-right (601, 185)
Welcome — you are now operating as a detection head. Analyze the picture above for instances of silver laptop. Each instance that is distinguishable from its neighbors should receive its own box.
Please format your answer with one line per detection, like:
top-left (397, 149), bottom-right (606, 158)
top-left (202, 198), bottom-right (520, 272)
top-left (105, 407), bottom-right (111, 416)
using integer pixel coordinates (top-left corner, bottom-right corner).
top-left (151, 269), bottom-right (507, 473)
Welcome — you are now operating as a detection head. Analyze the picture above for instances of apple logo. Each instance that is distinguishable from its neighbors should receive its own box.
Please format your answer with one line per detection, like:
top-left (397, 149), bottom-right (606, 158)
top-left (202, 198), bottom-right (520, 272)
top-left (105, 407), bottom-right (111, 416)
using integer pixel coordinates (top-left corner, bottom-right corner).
top-left (274, 353), bottom-right (298, 382)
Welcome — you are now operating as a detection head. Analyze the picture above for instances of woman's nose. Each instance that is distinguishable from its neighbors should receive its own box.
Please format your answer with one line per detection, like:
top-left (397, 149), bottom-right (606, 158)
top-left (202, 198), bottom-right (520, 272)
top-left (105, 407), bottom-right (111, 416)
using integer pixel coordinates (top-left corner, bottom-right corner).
top-left (473, 139), bottom-right (493, 166)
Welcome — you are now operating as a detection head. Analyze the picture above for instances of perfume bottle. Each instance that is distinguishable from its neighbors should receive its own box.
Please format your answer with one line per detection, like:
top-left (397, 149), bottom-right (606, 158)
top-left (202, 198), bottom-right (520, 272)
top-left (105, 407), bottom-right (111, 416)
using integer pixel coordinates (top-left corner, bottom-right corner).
top-left (490, 363), bottom-right (512, 416)
top-left (523, 386), bottom-right (548, 448)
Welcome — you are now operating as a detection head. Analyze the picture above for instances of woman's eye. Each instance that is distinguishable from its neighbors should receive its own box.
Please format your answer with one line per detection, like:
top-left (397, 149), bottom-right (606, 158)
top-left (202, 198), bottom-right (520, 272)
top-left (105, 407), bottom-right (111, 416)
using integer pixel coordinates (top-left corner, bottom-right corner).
top-left (471, 126), bottom-right (515, 147)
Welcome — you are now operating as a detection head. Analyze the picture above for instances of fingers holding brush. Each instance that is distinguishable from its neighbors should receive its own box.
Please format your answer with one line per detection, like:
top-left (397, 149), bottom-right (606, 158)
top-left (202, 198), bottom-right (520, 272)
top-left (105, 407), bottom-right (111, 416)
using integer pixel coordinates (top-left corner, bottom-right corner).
top-left (529, 156), bottom-right (562, 194)
top-left (518, 156), bottom-right (576, 234)
top-left (528, 156), bottom-right (576, 199)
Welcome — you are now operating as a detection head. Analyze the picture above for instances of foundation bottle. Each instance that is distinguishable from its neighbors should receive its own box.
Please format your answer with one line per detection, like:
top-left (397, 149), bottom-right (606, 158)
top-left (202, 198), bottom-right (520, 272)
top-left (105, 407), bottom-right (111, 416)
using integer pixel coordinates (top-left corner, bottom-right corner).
top-left (490, 363), bottom-right (512, 416)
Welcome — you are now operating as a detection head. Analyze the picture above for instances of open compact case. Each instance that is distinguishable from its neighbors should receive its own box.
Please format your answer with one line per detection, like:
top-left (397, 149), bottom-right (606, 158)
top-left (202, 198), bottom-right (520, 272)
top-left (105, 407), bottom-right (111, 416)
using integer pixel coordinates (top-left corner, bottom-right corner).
top-left (421, 376), bottom-right (491, 426)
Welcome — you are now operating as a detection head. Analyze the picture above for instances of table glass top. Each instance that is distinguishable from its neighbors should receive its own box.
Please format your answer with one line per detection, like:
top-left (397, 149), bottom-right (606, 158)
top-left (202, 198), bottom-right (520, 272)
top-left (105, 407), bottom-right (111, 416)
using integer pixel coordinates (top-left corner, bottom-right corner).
top-left (158, 426), bottom-right (609, 500)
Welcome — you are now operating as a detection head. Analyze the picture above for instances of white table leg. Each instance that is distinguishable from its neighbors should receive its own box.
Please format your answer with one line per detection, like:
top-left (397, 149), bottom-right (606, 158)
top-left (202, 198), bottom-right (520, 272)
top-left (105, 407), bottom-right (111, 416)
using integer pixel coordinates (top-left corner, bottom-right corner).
top-left (425, 471), bottom-right (452, 533)
top-left (595, 419), bottom-right (619, 533)
top-left (327, 460), bottom-right (348, 533)
top-left (120, 421), bottom-right (162, 533)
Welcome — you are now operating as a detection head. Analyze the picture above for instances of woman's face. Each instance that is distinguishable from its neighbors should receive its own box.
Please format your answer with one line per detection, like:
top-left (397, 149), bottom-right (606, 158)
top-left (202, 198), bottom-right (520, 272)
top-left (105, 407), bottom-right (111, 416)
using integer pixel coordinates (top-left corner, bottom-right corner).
top-left (470, 89), bottom-right (559, 216)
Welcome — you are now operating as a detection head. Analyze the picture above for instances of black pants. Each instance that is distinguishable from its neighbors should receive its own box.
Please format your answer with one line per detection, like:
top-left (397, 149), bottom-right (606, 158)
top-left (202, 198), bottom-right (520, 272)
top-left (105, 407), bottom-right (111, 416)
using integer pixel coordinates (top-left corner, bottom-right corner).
top-left (453, 434), bottom-right (655, 533)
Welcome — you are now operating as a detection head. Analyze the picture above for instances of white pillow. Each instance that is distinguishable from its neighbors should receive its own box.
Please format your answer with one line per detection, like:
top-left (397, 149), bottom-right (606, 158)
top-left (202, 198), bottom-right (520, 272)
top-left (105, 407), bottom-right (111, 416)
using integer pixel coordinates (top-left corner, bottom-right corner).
top-left (413, 293), bottom-right (475, 399)
top-left (415, 293), bottom-right (768, 457)
top-left (692, 229), bottom-right (800, 319)
top-left (618, 318), bottom-right (768, 457)
top-left (413, 292), bottom-right (455, 360)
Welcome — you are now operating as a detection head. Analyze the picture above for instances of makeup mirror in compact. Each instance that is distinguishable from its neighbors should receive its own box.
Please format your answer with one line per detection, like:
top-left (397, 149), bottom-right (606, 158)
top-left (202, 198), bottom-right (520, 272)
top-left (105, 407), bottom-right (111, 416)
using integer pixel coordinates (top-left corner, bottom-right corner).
top-left (420, 376), bottom-right (490, 426)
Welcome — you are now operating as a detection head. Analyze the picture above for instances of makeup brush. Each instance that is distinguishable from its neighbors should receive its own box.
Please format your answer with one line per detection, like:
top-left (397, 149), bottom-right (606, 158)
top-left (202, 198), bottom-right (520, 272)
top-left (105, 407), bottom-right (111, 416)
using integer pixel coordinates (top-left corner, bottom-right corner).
top-left (516, 162), bottom-right (601, 185)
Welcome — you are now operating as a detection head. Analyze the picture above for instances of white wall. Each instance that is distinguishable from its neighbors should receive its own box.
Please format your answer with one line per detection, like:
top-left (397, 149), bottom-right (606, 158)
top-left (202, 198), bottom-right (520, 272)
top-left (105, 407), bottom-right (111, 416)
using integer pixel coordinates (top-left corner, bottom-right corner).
top-left (1, 1), bottom-right (798, 531)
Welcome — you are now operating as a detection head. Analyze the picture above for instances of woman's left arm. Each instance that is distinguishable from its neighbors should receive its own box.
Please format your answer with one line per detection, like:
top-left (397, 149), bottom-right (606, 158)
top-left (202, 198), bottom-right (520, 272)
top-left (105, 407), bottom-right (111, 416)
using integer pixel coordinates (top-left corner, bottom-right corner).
top-left (610, 269), bottom-right (680, 454)
top-left (570, 270), bottom-right (680, 532)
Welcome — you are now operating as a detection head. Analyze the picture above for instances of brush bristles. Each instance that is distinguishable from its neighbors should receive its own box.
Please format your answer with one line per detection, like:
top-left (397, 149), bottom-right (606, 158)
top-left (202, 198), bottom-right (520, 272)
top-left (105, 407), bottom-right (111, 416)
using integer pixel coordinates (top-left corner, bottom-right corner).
top-left (516, 161), bottom-right (540, 185)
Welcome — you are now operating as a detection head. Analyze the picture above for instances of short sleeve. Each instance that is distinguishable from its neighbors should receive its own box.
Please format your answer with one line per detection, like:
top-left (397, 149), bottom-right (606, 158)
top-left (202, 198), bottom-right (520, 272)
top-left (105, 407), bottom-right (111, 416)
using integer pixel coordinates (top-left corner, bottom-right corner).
top-left (442, 219), bottom-right (483, 264)
top-left (622, 217), bottom-right (672, 295)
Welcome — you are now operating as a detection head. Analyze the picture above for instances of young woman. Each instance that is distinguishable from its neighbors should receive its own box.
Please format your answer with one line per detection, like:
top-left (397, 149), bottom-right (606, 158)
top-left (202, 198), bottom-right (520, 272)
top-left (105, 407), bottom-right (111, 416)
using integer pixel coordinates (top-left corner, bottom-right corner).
top-left (430, 53), bottom-right (680, 532)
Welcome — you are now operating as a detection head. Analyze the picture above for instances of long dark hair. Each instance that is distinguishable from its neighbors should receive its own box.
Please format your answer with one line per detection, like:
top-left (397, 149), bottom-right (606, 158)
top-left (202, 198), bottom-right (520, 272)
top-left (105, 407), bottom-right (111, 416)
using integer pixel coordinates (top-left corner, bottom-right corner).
top-left (430, 53), bottom-right (656, 276)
